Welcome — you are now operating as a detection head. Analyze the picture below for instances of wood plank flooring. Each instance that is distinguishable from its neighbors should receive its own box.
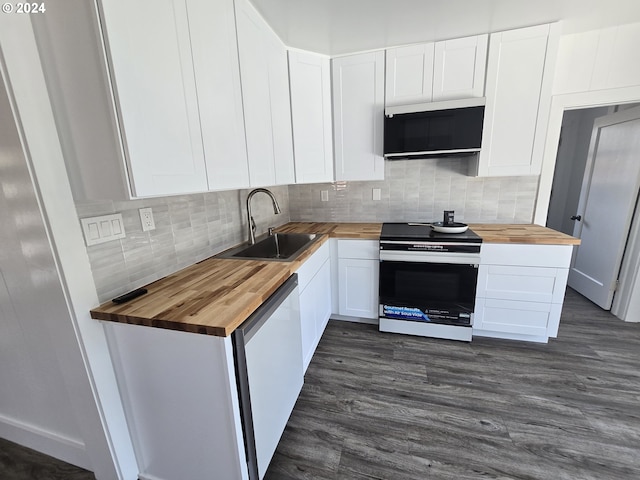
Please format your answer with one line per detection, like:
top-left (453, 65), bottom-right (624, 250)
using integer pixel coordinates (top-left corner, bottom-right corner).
top-left (2, 288), bottom-right (638, 479)
top-left (266, 289), bottom-right (640, 480)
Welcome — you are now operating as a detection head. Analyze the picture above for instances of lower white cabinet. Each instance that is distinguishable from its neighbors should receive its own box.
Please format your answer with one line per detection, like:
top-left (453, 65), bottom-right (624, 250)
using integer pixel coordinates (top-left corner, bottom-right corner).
top-left (474, 243), bottom-right (572, 342)
top-left (296, 241), bottom-right (332, 372)
top-left (336, 240), bottom-right (380, 319)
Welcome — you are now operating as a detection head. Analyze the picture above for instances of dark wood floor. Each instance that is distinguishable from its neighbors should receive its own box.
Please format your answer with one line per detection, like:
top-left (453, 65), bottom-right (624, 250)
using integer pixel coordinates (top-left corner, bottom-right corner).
top-left (266, 289), bottom-right (640, 480)
top-left (2, 289), bottom-right (639, 479)
top-left (0, 437), bottom-right (94, 480)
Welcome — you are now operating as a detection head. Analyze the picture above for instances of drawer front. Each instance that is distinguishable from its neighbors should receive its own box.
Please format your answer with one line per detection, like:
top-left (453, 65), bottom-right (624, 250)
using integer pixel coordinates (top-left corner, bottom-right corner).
top-left (481, 243), bottom-right (573, 268)
top-left (474, 298), bottom-right (560, 337)
top-left (337, 239), bottom-right (379, 260)
top-left (477, 265), bottom-right (568, 303)
top-left (296, 240), bottom-right (330, 291)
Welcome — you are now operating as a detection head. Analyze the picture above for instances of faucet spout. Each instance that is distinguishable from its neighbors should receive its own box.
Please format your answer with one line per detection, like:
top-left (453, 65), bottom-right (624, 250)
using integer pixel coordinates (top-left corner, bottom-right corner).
top-left (246, 188), bottom-right (281, 245)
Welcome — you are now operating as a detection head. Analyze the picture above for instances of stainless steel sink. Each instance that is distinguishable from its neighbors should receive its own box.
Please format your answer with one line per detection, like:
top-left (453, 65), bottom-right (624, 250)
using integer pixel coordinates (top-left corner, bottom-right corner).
top-left (216, 233), bottom-right (319, 262)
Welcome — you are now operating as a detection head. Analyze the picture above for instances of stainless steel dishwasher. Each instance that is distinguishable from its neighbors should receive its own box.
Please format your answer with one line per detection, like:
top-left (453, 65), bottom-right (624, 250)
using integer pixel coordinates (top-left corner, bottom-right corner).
top-left (232, 274), bottom-right (303, 480)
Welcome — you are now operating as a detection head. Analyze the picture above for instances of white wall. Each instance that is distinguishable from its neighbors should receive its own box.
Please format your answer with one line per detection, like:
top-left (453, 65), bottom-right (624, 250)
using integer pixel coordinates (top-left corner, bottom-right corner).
top-left (0, 14), bottom-right (137, 480)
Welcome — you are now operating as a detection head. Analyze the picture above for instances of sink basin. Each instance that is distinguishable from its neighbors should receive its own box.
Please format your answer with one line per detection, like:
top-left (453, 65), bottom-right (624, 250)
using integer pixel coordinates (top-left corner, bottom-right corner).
top-left (217, 233), bottom-right (319, 262)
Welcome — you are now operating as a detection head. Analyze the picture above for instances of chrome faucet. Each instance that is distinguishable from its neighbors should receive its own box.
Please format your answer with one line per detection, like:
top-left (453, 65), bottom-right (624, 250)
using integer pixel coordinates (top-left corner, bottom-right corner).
top-left (246, 188), bottom-right (281, 244)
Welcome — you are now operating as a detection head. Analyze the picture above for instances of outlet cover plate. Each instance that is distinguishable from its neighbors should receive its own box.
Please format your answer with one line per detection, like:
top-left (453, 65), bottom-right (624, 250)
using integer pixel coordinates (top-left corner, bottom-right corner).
top-left (139, 207), bottom-right (156, 232)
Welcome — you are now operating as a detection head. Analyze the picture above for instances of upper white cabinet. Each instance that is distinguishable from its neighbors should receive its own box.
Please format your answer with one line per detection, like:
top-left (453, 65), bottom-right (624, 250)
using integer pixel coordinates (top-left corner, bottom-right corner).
top-left (433, 35), bottom-right (488, 101)
top-left (98, 0), bottom-right (250, 197)
top-left (288, 51), bottom-right (334, 184)
top-left (470, 24), bottom-right (559, 177)
top-left (332, 52), bottom-right (385, 181)
top-left (235, 0), bottom-right (295, 187)
top-left (385, 35), bottom-right (487, 106)
top-left (188, 0), bottom-right (250, 191)
top-left (99, 0), bottom-right (207, 197)
top-left (385, 43), bottom-right (435, 106)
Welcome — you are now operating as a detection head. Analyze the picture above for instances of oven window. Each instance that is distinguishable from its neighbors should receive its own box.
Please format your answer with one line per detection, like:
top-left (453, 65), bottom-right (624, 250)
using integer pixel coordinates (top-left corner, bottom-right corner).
top-left (379, 261), bottom-right (477, 307)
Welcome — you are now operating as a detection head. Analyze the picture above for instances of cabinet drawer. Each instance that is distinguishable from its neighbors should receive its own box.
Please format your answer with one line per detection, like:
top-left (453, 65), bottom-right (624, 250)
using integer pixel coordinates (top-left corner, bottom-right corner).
top-left (296, 240), bottom-right (330, 291)
top-left (477, 265), bottom-right (569, 303)
top-left (474, 298), bottom-right (561, 337)
top-left (481, 243), bottom-right (572, 268)
top-left (337, 239), bottom-right (379, 260)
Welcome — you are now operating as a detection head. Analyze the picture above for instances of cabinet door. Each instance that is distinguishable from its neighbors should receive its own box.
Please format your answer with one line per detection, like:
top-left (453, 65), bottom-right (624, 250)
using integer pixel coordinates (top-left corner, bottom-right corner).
top-left (289, 51), bottom-right (334, 184)
top-left (473, 24), bottom-right (558, 177)
top-left (99, 0), bottom-right (207, 197)
top-left (385, 43), bottom-right (434, 106)
top-left (235, 0), bottom-right (275, 186)
top-left (433, 35), bottom-right (487, 101)
top-left (338, 258), bottom-right (379, 319)
top-left (474, 298), bottom-right (560, 339)
top-left (267, 38), bottom-right (296, 186)
top-left (332, 52), bottom-right (385, 181)
top-left (299, 259), bottom-right (331, 372)
top-left (187, 0), bottom-right (250, 191)
top-left (235, 0), bottom-right (295, 187)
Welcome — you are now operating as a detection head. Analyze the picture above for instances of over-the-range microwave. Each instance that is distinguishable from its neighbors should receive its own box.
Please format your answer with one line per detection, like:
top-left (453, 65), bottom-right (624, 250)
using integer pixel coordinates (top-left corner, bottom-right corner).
top-left (384, 97), bottom-right (485, 159)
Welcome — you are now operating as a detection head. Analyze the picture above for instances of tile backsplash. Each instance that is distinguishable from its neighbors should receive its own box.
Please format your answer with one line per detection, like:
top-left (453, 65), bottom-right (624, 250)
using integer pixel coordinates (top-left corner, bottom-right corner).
top-left (288, 158), bottom-right (539, 224)
top-left (77, 186), bottom-right (290, 302)
top-left (79, 158), bottom-right (540, 302)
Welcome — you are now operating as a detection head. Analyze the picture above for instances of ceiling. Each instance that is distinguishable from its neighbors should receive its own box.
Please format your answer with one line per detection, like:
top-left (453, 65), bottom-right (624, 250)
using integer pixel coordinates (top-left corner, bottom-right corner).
top-left (249, 0), bottom-right (640, 55)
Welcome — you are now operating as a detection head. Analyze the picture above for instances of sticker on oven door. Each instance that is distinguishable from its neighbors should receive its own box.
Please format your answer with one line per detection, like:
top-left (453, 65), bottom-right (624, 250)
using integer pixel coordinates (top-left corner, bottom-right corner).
top-left (382, 305), bottom-right (430, 321)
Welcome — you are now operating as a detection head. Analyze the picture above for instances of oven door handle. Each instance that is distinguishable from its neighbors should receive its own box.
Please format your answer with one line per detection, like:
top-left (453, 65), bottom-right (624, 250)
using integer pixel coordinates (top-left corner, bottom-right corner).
top-left (379, 251), bottom-right (480, 265)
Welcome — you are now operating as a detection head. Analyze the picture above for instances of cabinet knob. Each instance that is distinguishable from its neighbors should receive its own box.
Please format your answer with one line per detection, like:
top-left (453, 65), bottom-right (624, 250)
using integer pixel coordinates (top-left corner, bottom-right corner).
top-left (570, 215), bottom-right (582, 221)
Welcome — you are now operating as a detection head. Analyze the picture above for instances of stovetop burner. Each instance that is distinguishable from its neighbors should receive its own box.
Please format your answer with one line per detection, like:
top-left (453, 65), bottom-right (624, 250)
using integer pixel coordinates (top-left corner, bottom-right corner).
top-left (381, 222), bottom-right (482, 243)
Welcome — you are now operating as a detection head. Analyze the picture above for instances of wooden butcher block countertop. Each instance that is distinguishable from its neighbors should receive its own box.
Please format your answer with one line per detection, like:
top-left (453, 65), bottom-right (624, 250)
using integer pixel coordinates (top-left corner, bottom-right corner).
top-left (90, 234), bottom-right (329, 337)
top-left (90, 222), bottom-right (578, 338)
top-left (468, 224), bottom-right (581, 245)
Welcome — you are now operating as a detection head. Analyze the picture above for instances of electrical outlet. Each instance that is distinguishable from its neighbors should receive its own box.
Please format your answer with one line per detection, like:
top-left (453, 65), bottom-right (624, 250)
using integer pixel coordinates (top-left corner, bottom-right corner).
top-left (372, 188), bottom-right (382, 201)
top-left (321, 190), bottom-right (329, 202)
top-left (139, 207), bottom-right (156, 232)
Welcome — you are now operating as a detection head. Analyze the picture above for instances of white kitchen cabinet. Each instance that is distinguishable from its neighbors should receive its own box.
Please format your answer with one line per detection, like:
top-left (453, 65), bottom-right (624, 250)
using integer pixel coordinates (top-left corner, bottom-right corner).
top-left (433, 35), bottom-right (488, 101)
top-left (98, 0), bottom-right (251, 197)
top-left (385, 43), bottom-right (435, 106)
top-left (297, 241), bottom-right (332, 371)
top-left (288, 51), bottom-right (334, 184)
top-left (235, 0), bottom-right (295, 187)
top-left (385, 35), bottom-right (487, 106)
top-left (336, 240), bottom-right (380, 319)
top-left (188, 0), bottom-right (250, 191)
top-left (332, 52), bottom-right (385, 181)
top-left (474, 243), bottom-right (572, 343)
top-left (470, 23), bottom-right (559, 177)
top-left (99, 0), bottom-right (207, 197)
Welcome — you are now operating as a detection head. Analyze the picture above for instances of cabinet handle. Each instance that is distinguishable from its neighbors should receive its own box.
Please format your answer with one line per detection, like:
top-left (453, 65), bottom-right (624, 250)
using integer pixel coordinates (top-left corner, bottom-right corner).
top-left (570, 215), bottom-right (582, 221)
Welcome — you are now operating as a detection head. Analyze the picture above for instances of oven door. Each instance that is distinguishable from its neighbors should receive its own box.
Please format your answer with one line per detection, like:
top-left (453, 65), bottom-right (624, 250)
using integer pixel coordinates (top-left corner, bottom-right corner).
top-left (379, 259), bottom-right (478, 326)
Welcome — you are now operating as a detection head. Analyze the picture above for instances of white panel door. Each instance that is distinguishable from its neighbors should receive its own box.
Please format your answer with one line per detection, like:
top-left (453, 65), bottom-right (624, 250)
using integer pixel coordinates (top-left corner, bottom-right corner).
top-left (476, 24), bottom-right (553, 177)
top-left (187, 0), bottom-right (249, 191)
top-left (338, 258), bottom-right (379, 319)
top-left (385, 43), bottom-right (434, 106)
top-left (433, 34), bottom-right (487, 101)
top-left (235, 0), bottom-right (276, 187)
top-left (289, 51), bottom-right (334, 184)
top-left (569, 107), bottom-right (640, 309)
top-left (99, 0), bottom-right (207, 196)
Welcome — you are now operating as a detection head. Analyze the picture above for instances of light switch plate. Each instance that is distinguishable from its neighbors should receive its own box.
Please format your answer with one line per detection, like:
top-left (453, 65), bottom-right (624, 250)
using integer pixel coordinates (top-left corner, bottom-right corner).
top-left (139, 207), bottom-right (156, 231)
top-left (81, 213), bottom-right (126, 246)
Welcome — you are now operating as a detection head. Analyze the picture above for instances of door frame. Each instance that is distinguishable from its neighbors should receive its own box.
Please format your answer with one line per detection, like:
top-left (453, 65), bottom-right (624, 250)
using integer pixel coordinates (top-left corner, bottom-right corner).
top-left (536, 87), bottom-right (640, 319)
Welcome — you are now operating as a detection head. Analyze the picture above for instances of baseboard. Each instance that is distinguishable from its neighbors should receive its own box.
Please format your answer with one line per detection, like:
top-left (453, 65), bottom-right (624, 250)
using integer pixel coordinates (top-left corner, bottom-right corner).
top-left (330, 314), bottom-right (378, 325)
top-left (0, 413), bottom-right (91, 471)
